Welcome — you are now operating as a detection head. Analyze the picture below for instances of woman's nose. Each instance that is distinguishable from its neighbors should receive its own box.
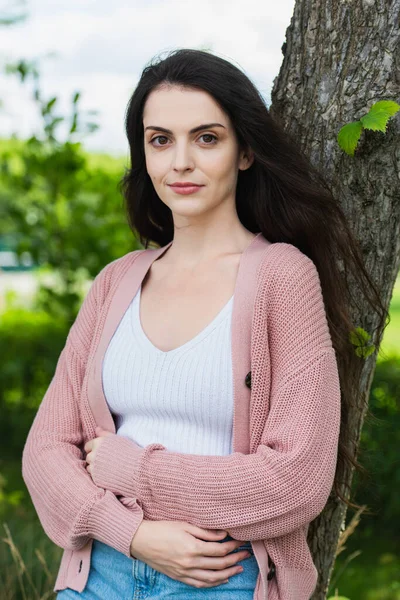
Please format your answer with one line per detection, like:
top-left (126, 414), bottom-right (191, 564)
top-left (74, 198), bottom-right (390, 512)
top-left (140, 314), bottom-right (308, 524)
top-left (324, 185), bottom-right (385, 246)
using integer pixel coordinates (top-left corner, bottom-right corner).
top-left (171, 144), bottom-right (195, 171)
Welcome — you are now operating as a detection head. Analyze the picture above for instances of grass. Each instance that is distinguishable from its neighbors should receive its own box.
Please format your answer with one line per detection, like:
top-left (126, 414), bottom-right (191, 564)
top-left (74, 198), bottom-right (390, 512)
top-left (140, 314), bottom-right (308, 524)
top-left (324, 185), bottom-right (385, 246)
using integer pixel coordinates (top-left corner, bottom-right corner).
top-left (1, 515), bottom-right (62, 599)
top-left (329, 536), bottom-right (400, 600)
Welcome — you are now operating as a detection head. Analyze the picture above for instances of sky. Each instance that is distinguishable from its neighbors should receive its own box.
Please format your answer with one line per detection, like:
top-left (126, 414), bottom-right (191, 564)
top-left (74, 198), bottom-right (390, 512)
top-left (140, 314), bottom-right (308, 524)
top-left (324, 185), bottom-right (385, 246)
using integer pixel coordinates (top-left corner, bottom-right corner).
top-left (0, 0), bottom-right (296, 157)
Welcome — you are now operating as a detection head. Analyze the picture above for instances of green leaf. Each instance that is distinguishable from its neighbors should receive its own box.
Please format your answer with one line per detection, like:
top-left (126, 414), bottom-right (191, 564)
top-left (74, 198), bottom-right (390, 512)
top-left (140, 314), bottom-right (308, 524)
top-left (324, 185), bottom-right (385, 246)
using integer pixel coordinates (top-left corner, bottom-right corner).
top-left (46, 97), bottom-right (57, 113)
top-left (364, 345), bottom-right (376, 357)
top-left (70, 114), bottom-right (78, 134)
top-left (349, 326), bottom-right (371, 346)
top-left (355, 344), bottom-right (376, 359)
top-left (360, 100), bottom-right (400, 132)
top-left (337, 121), bottom-right (363, 156)
top-left (369, 99), bottom-right (400, 116)
top-left (349, 327), bottom-right (375, 358)
top-left (54, 195), bottom-right (71, 229)
top-left (327, 597), bottom-right (351, 600)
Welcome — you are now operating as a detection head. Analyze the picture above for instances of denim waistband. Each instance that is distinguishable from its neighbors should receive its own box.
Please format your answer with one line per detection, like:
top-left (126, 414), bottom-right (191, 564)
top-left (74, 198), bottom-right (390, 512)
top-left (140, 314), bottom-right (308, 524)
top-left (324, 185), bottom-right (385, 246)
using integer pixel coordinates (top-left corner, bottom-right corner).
top-left (219, 534), bottom-right (252, 547)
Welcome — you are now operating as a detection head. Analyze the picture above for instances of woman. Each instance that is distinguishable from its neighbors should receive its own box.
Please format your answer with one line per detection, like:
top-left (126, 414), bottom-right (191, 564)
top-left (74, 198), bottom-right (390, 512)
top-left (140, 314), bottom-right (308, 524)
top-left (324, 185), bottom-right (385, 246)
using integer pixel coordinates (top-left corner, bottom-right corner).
top-left (22, 49), bottom-right (388, 600)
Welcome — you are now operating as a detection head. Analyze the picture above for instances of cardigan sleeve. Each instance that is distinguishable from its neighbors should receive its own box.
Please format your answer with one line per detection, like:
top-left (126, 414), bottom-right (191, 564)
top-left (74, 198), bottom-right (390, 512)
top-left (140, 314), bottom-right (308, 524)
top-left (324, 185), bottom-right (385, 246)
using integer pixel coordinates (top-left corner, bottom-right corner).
top-left (90, 249), bottom-right (341, 541)
top-left (22, 262), bottom-right (144, 557)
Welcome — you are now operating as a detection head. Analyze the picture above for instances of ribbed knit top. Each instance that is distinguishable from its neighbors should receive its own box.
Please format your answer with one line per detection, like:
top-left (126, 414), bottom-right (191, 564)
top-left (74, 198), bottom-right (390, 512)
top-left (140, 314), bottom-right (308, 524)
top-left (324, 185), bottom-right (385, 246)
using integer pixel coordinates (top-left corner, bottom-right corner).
top-left (102, 284), bottom-right (235, 455)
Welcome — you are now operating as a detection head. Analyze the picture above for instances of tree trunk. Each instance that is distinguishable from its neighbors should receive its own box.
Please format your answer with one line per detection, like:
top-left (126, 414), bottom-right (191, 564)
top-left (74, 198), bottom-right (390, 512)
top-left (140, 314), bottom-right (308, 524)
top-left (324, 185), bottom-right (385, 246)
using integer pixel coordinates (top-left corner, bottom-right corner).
top-left (269, 1), bottom-right (400, 598)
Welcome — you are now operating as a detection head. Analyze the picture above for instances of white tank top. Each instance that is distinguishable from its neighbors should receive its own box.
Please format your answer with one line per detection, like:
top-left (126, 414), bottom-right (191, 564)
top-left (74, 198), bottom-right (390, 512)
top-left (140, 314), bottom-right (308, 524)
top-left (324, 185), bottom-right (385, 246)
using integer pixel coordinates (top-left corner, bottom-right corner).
top-left (102, 284), bottom-right (234, 455)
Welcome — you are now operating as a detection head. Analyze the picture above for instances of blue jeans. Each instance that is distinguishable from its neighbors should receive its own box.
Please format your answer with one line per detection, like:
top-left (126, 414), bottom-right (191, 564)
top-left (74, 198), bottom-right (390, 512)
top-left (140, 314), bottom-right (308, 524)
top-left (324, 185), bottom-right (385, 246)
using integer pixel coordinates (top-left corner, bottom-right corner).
top-left (56, 534), bottom-right (259, 598)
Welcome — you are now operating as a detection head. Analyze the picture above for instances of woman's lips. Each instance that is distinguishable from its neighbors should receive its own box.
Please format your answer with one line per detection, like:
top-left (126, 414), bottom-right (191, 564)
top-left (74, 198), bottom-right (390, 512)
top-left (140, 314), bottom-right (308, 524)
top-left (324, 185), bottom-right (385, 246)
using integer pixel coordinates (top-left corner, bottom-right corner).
top-left (169, 185), bottom-right (204, 195)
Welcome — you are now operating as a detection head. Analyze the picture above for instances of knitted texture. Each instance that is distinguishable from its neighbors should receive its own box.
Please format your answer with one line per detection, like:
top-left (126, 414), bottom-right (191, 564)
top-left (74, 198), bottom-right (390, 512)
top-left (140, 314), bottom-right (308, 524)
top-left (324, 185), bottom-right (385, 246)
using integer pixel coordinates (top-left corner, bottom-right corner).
top-left (22, 251), bottom-right (145, 557)
top-left (91, 246), bottom-right (340, 543)
top-left (22, 240), bottom-right (341, 600)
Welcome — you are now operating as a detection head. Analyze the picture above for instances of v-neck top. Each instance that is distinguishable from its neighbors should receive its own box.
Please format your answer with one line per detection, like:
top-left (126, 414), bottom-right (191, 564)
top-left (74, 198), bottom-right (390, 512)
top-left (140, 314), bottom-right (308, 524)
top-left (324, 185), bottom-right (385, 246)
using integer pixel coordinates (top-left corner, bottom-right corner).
top-left (134, 283), bottom-right (234, 356)
top-left (102, 284), bottom-right (235, 455)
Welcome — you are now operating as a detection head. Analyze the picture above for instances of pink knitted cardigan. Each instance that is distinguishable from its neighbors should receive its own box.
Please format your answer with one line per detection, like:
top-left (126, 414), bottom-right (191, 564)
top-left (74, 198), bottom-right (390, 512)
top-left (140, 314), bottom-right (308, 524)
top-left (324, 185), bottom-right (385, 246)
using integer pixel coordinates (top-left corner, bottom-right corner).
top-left (22, 233), bottom-right (341, 600)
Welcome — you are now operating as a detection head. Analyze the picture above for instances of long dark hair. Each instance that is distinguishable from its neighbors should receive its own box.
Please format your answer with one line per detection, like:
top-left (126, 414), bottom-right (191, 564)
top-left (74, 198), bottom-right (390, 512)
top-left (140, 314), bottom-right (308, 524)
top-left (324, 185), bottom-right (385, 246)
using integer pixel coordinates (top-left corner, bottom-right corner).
top-left (119, 48), bottom-right (389, 513)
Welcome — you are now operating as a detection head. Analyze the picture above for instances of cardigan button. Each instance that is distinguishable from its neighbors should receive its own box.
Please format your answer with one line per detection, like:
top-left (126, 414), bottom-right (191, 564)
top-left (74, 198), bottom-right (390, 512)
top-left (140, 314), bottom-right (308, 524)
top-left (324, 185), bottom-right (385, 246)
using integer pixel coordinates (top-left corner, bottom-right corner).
top-left (245, 371), bottom-right (252, 389)
top-left (267, 558), bottom-right (276, 580)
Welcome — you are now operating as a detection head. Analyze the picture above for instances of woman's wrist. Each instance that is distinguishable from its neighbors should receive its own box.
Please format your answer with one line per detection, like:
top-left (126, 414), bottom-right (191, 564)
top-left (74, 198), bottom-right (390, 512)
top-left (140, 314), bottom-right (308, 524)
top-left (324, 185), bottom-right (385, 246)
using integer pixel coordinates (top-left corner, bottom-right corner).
top-left (130, 519), bottom-right (148, 558)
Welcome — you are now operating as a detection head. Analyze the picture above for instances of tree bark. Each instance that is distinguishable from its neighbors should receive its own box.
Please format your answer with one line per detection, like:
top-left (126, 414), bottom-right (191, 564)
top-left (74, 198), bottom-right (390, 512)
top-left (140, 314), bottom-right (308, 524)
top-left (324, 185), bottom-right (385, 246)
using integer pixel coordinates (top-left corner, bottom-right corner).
top-left (269, 1), bottom-right (400, 598)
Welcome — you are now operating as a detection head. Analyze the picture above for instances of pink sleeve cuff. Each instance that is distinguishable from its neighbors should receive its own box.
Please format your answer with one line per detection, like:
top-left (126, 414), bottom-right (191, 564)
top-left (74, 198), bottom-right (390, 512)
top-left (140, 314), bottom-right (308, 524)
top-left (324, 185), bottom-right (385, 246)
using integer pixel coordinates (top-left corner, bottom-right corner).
top-left (91, 434), bottom-right (165, 499)
top-left (86, 489), bottom-right (144, 557)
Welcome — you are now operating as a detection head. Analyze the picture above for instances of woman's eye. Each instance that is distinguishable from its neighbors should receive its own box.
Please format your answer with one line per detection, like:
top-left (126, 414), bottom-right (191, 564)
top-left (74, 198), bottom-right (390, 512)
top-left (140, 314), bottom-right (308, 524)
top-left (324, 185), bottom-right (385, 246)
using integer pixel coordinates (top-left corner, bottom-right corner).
top-left (149, 134), bottom-right (218, 147)
top-left (199, 133), bottom-right (218, 144)
top-left (150, 135), bottom-right (169, 146)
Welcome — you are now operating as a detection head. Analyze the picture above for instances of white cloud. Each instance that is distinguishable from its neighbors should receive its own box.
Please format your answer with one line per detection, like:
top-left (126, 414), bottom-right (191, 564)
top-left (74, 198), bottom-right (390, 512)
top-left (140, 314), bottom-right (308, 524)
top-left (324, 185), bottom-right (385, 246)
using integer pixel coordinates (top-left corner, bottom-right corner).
top-left (0, 0), bottom-right (295, 155)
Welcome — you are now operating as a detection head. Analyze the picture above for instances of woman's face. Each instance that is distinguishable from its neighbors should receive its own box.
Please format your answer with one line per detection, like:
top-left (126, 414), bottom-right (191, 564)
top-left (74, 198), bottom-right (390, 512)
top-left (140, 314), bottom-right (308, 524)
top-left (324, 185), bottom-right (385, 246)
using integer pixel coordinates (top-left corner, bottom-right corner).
top-left (142, 85), bottom-right (253, 223)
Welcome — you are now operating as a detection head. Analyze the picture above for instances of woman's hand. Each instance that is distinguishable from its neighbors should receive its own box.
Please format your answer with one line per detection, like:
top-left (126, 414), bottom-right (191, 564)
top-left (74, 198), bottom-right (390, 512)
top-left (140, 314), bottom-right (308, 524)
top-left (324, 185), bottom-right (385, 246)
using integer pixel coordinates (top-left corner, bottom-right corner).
top-left (130, 520), bottom-right (251, 588)
top-left (84, 426), bottom-right (113, 476)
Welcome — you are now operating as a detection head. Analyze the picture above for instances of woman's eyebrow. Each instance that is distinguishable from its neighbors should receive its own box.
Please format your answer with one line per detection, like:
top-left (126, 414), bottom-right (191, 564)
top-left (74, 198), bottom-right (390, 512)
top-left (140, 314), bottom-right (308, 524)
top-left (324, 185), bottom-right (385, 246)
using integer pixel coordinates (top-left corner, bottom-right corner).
top-left (144, 123), bottom-right (226, 134)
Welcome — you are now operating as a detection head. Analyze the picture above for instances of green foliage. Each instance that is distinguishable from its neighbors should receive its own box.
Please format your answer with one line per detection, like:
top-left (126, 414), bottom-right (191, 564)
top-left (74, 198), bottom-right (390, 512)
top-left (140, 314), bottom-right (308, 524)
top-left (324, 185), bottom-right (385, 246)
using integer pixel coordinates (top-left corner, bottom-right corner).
top-left (329, 538), bottom-right (400, 600)
top-left (354, 354), bottom-right (400, 536)
top-left (337, 100), bottom-right (400, 156)
top-left (337, 121), bottom-right (364, 156)
top-left (349, 326), bottom-right (376, 358)
top-left (380, 274), bottom-right (400, 357)
top-left (0, 304), bottom-right (69, 461)
top-left (360, 100), bottom-right (400, 132)
top-left (0, 53), bottom-right (141, 323)
top-left (0, 132), bottom-right (138, 323)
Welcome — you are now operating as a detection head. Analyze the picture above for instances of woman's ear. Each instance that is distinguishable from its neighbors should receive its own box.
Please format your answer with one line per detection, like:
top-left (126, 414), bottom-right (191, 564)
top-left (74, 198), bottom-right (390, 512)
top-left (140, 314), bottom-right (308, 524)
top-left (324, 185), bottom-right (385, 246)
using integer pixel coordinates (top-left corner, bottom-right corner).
top-left (238, 146), bottom-right (254, 171)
